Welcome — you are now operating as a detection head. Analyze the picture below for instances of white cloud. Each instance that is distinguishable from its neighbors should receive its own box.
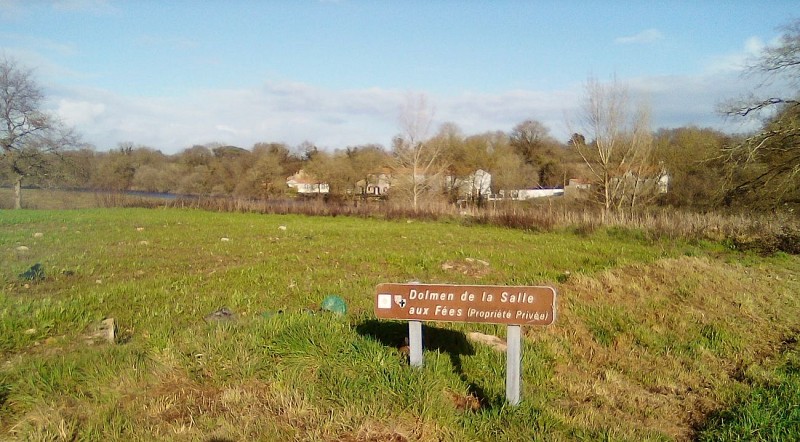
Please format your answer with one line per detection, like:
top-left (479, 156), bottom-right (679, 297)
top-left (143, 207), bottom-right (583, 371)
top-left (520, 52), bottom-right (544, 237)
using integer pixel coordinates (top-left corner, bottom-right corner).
top-left (704, 36), bottom-right (765, 73)
top-left (45, 82), bottom-right (409, 152)
top-left (55, 99), bottom-right (105, 126)
top-left (614, 29), bottom-right (664, 45)
top-left (439, 88), bottom-right (582, 140)
top-left (43, 55), bottom-right (774, 154)
top-left (743, 36), bottom-right (766, 54)
top-left (214, 124), bottom-right (239, 136)
top-left (2, 33), bottom-right (78, 57)
top-left (627, 73), bottom-right (749, 130)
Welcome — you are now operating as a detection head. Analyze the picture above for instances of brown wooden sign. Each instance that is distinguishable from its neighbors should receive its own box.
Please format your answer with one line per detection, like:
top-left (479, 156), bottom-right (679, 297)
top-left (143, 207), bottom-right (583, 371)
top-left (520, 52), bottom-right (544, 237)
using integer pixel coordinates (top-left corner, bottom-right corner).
top-left (374, 283), bottom-right (556, 326)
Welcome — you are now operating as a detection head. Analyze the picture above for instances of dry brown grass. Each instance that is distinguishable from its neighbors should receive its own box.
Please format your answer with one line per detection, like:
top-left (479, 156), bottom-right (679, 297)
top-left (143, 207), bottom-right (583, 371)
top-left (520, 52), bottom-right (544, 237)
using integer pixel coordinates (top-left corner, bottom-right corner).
top-left (165, 197), bottom-right (800, 254)
top-left (541, 255), bottom-right (800, 440)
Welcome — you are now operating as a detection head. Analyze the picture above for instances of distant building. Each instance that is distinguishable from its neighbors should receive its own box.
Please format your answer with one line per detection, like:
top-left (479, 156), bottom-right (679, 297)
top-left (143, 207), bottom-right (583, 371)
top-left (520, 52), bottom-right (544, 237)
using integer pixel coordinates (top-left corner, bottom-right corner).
top-left (286, 170), bottom-right (329, 194)
top-left (446, 169), bottom-right (493, 200)
top-left (490, 188), bottom-right (565, 201)
top-left (657, 173), bottom-right (670, 194)
top-left (562, 173), bottom-right (670, 200)
top-left (564, 178), bottom-right (592, 199)
top-left (355, 169), bottom-right (392, 198)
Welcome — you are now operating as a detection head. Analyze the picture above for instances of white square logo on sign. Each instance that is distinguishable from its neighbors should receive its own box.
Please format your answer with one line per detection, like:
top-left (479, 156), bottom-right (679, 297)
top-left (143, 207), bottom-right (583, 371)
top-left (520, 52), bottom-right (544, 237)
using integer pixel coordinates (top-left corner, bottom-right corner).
top-left (377, 294), bottom-right (392, 309)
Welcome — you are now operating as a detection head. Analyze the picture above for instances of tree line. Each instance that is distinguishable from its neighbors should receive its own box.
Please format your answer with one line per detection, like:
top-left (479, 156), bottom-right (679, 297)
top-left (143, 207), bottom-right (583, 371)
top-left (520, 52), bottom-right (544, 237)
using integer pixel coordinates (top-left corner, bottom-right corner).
top-left (2, 20), bottom-right (799, 214)
top-left (0, 117), bottom-right (743, 211)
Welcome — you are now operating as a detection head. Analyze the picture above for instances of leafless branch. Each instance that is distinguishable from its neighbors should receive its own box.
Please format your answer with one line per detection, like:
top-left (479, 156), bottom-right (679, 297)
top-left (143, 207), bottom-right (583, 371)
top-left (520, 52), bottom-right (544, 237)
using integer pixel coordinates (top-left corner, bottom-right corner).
top-left (727, 98), bottom-right (800, 117)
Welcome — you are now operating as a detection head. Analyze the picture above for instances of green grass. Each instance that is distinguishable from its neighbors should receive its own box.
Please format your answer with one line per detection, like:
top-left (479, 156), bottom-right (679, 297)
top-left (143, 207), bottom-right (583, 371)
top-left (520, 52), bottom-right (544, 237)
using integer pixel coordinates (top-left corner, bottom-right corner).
top-left (0, 208), bottom-right (798, 440)
top-left (697, 342), bottom-right (800, 441)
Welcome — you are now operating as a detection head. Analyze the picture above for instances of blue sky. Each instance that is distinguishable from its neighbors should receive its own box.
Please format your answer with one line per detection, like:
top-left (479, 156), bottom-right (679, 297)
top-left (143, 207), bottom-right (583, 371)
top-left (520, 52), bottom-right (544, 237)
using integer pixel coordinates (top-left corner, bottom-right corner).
top-left (1, 0), bottom-right (797, 153)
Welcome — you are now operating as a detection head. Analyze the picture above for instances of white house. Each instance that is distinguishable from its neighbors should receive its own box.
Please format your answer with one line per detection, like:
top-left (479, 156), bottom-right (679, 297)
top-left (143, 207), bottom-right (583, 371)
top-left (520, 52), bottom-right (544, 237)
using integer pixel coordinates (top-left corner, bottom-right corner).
top-left (355, 169), bottom-right (392, 197)
top-left (447, 169), bottom-right (493, 200)
top-left (286, 170), bottom-right (329, 194)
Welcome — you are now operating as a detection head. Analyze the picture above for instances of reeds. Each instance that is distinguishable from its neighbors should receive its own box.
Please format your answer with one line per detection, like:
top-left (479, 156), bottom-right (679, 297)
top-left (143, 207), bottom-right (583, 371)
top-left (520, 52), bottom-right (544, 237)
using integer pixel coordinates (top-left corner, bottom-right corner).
top-left (5, 188), bottom-right (797, 254)
top-left (158, 196), bottom-right (799, 254)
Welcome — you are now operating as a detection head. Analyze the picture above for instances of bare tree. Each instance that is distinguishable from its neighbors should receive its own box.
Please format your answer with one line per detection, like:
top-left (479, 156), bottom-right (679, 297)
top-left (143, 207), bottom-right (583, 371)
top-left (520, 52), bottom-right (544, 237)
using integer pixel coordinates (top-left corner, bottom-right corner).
top-left (509, 119), bottom-right (556, 166)
top-left (571, 77), bottom-right (661, 215)
top-left (722, 19), bottom-right (800, 209)
top-left (1, 57), bottom-right (77, 209)
top-left (624, 105), bottom-right (660, 212)
top-left (392, 93), bottom-right (445, 211)
top-left (487, 133), bottom-right (533, 198)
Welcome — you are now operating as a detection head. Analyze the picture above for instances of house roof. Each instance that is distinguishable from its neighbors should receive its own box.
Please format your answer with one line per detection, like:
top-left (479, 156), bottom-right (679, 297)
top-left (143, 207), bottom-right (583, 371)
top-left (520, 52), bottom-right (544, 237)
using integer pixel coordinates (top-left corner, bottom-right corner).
top-left (286, 169), bottom-right (321, 184)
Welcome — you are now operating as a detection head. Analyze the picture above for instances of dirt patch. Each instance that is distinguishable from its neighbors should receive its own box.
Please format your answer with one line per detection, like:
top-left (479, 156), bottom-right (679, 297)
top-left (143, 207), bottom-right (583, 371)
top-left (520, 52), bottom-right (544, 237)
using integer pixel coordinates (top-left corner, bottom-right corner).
top-left (139, 376), bottom-right (227, 426)
top-left (440, 258), bottom-right (491, 278)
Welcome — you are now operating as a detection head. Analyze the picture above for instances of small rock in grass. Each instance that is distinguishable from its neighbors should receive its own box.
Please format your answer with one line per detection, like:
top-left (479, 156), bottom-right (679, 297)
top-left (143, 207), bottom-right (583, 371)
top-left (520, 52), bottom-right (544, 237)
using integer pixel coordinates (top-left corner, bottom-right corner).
top-left (278, 225), bottom-right (287, 231)
top-left (205, 307), bottom-right (236, 322)
top-left (320, 295), bottom-right (347, 315)
top-left (138, 240), bottom-right (149, 246)
top-left (445, 389), bottom-right (482, 412)
top-left (220, 237), bottom-right (230, 242)
top-left (136, 227), bottom-right (145, 231)
top-left (467, 332), bottom-right (507, 352)
top-left (440, 258), bottom-right (491, 278)
top-left (398, 344), bottom-right (410, 360)
top-left (19, 263), bottom-right (45, 281)
top-left (84, 318), bottom-right (116, 344)
top-left (33, 232), bottom-right (44, 238)
top-left (464, 257), bottom-right (489, 266)
top-left (15, 246), bottom-right (29, 252)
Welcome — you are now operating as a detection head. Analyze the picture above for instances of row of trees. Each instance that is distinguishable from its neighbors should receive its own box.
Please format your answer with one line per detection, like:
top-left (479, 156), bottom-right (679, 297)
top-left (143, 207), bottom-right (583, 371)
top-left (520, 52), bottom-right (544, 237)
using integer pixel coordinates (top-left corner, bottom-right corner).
top-left (2, 20), bottom-right (799, 213)
top-left (0, 116), bottom-right (738, 212)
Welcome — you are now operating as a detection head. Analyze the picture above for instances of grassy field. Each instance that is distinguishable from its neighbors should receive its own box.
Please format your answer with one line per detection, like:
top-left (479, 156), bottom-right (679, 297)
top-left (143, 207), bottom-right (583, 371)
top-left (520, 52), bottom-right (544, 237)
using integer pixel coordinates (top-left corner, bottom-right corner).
top-left (1, 207), bottom-right (799, 441)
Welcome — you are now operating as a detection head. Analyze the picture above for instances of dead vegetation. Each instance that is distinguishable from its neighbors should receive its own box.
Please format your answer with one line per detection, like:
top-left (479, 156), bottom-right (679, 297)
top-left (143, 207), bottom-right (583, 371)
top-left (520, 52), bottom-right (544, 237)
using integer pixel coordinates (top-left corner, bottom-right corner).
top-left (542, 256), bottom-right (800, 440)
top-left (163, 197), bottom-right (800, 255)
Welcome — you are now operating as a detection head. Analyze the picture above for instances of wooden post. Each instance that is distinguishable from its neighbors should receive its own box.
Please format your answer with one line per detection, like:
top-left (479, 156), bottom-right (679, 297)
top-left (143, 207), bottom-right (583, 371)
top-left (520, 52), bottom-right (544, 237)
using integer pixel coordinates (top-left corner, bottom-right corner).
top-left (409, 320), bottom-right (423, 367)
top-left (506, 325), bottom-right (521, 405)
